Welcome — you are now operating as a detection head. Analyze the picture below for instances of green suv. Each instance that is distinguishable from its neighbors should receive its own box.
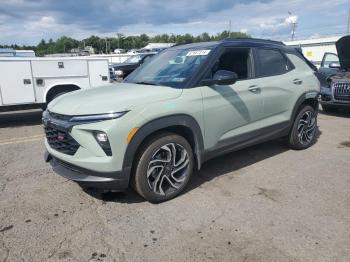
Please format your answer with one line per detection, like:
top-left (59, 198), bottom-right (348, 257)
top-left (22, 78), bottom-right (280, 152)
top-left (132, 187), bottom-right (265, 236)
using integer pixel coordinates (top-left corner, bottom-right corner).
top-left (44, 39), bottom-right (320, 202)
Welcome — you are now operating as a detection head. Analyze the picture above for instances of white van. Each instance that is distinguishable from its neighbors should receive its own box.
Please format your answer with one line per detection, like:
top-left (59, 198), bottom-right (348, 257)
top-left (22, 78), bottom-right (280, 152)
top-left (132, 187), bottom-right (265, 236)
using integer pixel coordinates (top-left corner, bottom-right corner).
top-left (0, 57), bottom-right (109, 111)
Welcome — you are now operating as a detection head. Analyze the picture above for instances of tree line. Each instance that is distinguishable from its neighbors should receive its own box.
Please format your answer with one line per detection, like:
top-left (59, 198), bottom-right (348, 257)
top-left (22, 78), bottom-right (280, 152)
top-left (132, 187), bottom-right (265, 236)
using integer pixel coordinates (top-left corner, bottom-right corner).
top-left (0, 31), bottom-right (250, 56)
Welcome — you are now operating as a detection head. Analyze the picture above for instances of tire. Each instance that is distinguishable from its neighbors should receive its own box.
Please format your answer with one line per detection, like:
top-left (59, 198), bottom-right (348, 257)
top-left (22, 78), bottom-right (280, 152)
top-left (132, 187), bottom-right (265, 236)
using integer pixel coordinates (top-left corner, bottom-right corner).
top-left (321, 104), bottom-right (338, 113)
top-left (132, 132), bottom-right (194, 203)
top-left (287, 105), bottom-right (317, 150)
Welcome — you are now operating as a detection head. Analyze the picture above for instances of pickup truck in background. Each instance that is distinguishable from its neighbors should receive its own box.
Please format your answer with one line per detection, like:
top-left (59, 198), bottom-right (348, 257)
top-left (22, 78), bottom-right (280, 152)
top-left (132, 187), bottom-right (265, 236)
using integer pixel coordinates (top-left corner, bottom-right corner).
top-left (0, 57), bottom-right (110, 112)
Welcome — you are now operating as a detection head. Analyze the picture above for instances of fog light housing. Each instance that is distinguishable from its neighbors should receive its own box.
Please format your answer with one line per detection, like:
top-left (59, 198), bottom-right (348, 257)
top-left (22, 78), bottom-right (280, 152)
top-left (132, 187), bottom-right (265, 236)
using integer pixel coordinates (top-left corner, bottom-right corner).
top-left (93, 131), bottom-right (112, 156)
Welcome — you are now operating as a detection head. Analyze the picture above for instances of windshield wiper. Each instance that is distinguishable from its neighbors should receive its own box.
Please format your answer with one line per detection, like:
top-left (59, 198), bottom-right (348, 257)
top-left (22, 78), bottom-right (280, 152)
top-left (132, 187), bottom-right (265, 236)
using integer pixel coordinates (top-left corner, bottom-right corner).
top-left (135, 81), bottom-right (158, 86)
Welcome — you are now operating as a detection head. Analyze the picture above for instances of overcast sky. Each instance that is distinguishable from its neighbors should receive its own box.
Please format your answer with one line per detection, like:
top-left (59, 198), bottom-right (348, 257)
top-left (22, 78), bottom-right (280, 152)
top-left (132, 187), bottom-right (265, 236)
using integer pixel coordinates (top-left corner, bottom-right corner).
top-left (0, 0), bottom-right (349, 45)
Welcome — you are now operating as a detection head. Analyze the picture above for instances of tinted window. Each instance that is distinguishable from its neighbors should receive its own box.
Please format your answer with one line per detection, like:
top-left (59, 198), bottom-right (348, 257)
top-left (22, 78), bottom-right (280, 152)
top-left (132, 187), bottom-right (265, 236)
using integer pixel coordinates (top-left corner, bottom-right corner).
top-left (256, 49), bottom-right (290, 77)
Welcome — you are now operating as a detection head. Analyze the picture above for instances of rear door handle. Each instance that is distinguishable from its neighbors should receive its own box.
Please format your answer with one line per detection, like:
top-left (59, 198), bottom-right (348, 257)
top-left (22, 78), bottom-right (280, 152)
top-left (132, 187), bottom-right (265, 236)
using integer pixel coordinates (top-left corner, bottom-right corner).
top-left (248, 85), bottom-right (260, 93)
top-left (293, 79), bottom-right (303, 85)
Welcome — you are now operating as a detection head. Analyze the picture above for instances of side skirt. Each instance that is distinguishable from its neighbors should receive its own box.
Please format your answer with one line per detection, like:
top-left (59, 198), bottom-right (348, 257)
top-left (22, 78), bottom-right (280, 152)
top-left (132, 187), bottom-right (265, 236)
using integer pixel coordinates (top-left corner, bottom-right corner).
top-left (203, 121), bottom-right (290, 162)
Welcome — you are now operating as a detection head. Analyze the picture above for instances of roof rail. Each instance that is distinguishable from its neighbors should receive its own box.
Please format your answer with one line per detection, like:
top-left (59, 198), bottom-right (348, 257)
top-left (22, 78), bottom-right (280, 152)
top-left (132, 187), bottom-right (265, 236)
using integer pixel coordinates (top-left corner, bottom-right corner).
top-left (222, 38), bottom-right (285, 46)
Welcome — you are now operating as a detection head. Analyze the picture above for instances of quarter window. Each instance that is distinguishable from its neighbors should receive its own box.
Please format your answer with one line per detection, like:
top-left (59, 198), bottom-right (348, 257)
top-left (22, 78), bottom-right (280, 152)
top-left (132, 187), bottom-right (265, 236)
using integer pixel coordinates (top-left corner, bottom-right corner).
top-left (256, 49), bottom-right (291, 77)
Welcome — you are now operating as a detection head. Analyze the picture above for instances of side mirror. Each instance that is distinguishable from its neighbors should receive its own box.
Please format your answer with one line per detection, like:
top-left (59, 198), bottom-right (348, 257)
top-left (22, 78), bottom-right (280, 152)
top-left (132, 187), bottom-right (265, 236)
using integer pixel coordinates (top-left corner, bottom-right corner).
top-left (329, 62), bottom-right (340, 69)
top-left (201, 70), bottom-right (238, 86)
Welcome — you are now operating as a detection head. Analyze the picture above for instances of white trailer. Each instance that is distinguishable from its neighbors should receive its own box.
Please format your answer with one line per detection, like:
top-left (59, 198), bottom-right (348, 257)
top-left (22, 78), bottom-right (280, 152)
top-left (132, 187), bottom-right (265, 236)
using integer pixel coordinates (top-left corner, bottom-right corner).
top-left (0, 57), bottom-right (110, 111)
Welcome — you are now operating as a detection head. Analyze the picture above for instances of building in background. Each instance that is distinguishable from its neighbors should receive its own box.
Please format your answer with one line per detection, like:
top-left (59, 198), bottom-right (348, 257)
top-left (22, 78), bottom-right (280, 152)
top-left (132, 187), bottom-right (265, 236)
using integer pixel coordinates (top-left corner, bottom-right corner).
top-left (284, 36), bottom-right (343, 67)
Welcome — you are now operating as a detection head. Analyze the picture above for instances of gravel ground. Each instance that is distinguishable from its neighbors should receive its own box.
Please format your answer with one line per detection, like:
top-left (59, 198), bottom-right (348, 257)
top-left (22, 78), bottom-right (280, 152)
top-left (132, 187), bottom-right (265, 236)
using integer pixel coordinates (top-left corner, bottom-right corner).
top-left (0, 108), bottom-right (349, 262)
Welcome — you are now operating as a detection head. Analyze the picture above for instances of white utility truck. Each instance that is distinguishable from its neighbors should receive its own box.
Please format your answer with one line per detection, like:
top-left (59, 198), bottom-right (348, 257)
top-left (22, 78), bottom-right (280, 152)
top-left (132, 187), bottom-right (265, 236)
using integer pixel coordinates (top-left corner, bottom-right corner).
top-left (0, 57), bottom-right (110, 111)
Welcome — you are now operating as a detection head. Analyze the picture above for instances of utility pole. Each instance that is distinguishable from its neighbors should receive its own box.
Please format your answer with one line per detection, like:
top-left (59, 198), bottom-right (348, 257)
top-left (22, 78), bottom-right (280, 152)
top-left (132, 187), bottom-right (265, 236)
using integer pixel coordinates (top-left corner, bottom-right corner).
top-left (347, 10), bottom-right (350, 34)
top-left (288, 11), bottom-right (297, 41)
top-left (228, 20), bottom-right (232, 38)
top-left (291, 22), bottom-right (297, 40)
top-left (105, 38), bottom-right (108, 54)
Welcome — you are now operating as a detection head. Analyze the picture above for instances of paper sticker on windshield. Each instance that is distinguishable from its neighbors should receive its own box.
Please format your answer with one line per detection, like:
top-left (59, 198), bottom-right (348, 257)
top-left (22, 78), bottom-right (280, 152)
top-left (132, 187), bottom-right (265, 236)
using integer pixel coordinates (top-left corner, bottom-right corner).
top-left (186, 50), bottom-right (211, 56)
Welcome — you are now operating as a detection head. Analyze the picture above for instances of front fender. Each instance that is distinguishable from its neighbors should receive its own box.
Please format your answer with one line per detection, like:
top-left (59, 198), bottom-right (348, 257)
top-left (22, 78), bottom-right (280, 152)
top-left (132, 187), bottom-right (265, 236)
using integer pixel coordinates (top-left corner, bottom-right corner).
top-left (122, 114), bottom-right (204, 172)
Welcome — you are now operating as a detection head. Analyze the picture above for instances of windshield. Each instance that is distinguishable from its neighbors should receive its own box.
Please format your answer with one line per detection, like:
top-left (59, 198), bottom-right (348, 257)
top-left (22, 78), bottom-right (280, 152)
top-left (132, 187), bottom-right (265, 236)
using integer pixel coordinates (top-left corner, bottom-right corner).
top-left (124, 55), bottom-right (142, 64)
top-left (125, 48), bottom-right (211, 88)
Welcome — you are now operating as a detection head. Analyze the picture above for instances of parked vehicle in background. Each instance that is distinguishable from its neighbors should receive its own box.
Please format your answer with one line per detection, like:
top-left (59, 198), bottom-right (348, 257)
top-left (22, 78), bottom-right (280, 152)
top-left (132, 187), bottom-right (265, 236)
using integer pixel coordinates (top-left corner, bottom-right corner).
top-left (109, 53), bottom-right (156, 80)
top-left (318, 35), bottom-right (350, 112)
top-left (44, 38), bottom-right (320, 202)
top-left (0, 57), bottom-right (109, 112)
top-left (127, 49), bottom-right (138, 55)
top-left (113, 49), bottom-right (125, 54)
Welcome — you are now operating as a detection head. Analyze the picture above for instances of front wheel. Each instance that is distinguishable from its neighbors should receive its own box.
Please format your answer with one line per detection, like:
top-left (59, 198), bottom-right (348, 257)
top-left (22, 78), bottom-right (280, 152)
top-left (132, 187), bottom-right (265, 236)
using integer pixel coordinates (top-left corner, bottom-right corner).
top-left (287, 105), bottom-right (317, 150)
top-left (132, 133), bottom-right (194, 203)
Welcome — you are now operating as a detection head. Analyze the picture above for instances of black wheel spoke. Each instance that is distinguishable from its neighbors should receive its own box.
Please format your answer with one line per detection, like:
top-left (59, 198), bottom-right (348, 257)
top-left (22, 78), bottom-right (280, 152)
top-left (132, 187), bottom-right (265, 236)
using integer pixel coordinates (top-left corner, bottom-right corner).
top-left (297, 110), bottom-right (316, 145)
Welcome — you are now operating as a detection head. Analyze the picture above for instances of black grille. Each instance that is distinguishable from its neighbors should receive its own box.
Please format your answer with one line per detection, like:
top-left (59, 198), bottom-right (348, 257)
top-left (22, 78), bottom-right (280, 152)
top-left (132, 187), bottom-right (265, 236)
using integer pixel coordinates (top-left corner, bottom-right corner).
top-left (333, 82), bottom-right (350, 101)
top-left (44, 124), bottom-right (80, 155)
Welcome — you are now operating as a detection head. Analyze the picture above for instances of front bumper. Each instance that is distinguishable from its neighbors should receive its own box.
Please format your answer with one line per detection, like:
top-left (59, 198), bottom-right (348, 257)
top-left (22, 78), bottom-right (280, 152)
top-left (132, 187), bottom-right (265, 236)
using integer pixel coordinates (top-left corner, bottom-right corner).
top-left (319, 100), bottom-right (350, 108)
top-left (45, 152), bottom-right (131, 190)
top-left (319, 87), bottom-right (350, 108)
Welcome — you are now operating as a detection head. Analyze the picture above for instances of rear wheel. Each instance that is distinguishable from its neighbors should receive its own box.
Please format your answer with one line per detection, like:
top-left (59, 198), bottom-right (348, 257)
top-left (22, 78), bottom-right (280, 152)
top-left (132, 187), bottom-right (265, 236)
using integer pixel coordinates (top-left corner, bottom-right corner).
top-left (287, 105), bottom-right (317, 150)
top-left (132, 133), bottom-right (194, 203)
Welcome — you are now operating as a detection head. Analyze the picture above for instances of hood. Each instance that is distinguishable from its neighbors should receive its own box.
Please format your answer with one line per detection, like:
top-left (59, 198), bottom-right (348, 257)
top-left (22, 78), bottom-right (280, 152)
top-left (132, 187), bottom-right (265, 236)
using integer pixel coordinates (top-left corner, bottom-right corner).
top-left (113, 63), bottom-right (137, 70)
top-left (48, 83), bottom-right (182, 115)
top-left (329, 70), bottom-right (350, 81)
top-left (336, 35), bottom-right (350, 70)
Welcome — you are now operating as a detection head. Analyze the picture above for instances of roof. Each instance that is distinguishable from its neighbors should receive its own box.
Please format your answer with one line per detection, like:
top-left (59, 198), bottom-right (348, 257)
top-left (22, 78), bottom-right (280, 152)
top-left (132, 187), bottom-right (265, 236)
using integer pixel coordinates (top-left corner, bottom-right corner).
top-left (171, 38), bottom-right (287, 50)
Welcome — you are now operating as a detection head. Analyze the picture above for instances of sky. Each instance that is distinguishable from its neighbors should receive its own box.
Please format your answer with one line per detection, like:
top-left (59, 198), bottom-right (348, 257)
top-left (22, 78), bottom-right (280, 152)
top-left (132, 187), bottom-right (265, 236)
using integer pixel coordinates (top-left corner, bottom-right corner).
top-left (0, 0), bottom-right (349, 45)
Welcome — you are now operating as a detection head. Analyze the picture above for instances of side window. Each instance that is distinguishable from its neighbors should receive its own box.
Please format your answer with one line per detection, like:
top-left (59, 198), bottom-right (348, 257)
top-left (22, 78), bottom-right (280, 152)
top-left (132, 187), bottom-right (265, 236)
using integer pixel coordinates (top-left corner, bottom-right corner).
top-left (208, 48), bottom-right (252, 80)
top-left (256, 49), bottom-right (291, 77)
top-left (320, 53), bottom-right (339, 68)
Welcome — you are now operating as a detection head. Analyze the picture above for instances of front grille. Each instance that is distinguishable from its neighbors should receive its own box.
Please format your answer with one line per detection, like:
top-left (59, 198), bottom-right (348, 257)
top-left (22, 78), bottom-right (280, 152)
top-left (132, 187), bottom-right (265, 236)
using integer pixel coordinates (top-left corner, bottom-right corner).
top-left (44, 124), bottom-right (80, 155)
top-left (333, 82), bottom-right (350, 102)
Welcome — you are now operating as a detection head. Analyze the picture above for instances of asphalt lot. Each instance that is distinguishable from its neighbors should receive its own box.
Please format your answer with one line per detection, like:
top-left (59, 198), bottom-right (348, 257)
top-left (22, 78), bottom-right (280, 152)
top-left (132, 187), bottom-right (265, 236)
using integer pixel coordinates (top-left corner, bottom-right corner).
top-left (0, 108), bottom-right (349, 262)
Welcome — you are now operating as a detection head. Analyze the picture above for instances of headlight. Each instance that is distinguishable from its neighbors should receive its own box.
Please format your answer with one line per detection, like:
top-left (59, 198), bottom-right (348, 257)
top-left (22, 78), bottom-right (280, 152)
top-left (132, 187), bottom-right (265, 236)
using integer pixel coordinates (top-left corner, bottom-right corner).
top-left (115, 70), bottom-right (124, 76)
top-left (70, 111), bottom-right (128, 122)
top-left (93, 131), bottom-right (112, 156)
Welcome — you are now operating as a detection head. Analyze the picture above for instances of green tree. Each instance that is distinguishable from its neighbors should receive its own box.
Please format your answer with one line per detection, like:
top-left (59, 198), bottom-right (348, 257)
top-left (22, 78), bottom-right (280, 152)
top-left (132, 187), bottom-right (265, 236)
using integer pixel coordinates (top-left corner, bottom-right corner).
top-left (4, 30), bottom-right (250, 56)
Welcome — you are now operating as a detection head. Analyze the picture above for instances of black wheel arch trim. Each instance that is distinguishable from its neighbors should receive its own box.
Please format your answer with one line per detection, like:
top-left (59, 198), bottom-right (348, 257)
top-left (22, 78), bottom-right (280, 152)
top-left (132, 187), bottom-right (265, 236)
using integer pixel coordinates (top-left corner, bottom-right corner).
top-left (290, 91), bottom-right (319, 125)
top-left (122, 114), bottom-right (205, 173)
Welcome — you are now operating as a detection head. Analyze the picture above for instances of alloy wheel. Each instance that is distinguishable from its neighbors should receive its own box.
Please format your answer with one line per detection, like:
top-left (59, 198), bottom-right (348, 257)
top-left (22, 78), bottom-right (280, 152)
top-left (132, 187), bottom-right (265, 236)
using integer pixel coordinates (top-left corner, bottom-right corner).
top-left (297, 111), bottom-right (316, 145)
top-left (146, 143), bottom-right (190, 196)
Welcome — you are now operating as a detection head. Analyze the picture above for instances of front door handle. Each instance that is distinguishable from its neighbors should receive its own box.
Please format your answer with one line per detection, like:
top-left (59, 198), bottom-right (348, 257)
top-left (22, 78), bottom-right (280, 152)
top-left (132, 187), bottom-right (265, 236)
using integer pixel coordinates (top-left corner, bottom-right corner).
top-left (293, 79), bottom-right (303, 85)
top-left (248, 85), bottom-right (260, 93)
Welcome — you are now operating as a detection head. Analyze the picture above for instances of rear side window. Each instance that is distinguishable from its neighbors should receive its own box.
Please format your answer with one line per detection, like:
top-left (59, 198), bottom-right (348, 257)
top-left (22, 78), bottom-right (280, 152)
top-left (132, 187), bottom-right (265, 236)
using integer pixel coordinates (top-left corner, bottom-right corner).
top-left (255, 48), bottom-right (291, 77)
